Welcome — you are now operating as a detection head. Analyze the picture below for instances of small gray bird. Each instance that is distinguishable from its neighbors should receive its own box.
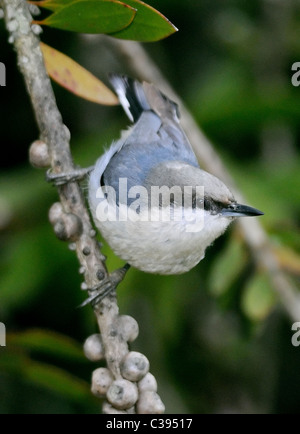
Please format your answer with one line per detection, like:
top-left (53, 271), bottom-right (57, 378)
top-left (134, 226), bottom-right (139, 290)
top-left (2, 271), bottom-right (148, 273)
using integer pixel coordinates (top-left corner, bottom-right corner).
top-left (88, 75), bottom-right (263, 275)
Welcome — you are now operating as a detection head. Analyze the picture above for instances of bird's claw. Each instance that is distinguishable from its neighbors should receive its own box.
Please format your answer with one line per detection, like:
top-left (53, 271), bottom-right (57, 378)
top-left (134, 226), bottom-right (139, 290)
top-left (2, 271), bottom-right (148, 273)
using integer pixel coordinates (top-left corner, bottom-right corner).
top-left (80, 264), bottom-right (130, 307)
top-left (46, 166), bottom-right (94, 186)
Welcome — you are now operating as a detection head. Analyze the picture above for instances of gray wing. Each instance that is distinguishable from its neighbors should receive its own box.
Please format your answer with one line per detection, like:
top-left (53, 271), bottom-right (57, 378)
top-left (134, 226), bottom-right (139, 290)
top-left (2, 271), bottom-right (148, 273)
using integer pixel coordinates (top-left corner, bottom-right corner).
top-left (103, 75), bottom-right (199, 195)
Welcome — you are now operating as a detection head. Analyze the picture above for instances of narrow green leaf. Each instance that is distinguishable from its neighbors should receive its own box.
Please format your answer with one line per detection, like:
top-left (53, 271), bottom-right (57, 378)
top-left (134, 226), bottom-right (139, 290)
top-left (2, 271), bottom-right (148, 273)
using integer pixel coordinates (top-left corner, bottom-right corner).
top-left (0, 227), bottom-right (51, 313)
top-left (0, 349), bottom-right (28, 375)
top-left (26, 362), bottom-right (91, 403)
top-left (109, 0), bottom-right (178, 41)
top-left (0, 348), bottom-right (94, 405)
top-left (241, 272), bottom-right (277, 321)
top-left (28, 0), bottom-right (75, 12)
top-left (209, 237), bottom-right (248, 296)
top-left (9, 329), bottom-right (84, 362)
top-left (34, 0), bottom-right (136, 34)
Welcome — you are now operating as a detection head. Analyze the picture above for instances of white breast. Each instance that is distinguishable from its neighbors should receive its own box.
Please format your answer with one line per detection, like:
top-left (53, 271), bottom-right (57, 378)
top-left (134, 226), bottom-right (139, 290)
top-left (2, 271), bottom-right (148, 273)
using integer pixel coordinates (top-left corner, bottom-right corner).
top-left (90, 197), bottom-right (232, 275)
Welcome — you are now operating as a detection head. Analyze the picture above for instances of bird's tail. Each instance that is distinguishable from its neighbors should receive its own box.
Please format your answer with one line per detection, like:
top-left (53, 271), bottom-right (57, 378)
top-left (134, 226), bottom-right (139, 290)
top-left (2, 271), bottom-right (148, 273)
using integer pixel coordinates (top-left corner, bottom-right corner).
top-left (109, 73), bottom-right (179, 124)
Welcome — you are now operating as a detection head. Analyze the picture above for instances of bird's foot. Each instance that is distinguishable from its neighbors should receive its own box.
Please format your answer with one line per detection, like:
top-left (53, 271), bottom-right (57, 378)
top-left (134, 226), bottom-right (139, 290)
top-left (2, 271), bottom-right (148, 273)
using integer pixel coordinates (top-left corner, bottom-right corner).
top-left (80, 263), bottom-right (130, 307)
top-left (46, 166), bottom-right (94, 186)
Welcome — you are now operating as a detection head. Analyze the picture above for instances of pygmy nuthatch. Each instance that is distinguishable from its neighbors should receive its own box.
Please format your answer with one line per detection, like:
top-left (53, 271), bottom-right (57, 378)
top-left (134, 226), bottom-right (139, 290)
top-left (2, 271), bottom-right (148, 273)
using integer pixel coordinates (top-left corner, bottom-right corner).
top-left (89, 75), bottom-right (263, 275)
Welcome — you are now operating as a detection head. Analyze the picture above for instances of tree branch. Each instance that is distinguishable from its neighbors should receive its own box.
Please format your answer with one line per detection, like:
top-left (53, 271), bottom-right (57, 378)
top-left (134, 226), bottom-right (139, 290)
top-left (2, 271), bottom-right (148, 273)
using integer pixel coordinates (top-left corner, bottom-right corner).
top-left (1, 0), bottom-right (164, 413)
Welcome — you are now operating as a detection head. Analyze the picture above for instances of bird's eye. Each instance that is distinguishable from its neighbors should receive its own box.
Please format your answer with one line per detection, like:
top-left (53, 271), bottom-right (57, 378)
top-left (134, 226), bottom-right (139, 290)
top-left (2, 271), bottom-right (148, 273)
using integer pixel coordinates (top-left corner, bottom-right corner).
top-left (204, 197), bottom-right (211, 210)
top-left (192, 198), bottom-right (204, 209)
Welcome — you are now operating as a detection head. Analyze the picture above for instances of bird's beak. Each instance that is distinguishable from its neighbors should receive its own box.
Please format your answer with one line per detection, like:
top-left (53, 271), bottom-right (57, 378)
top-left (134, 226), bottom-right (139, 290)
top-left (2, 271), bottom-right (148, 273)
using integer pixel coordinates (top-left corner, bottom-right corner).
top-left (221, 203), bottom-right (264, 217)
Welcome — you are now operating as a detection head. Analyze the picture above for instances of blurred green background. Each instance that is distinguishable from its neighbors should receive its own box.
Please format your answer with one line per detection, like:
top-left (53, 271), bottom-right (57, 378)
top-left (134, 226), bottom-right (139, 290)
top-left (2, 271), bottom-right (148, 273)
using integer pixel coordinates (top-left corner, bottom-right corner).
top-left (1, 0), bottom-right (300, 414)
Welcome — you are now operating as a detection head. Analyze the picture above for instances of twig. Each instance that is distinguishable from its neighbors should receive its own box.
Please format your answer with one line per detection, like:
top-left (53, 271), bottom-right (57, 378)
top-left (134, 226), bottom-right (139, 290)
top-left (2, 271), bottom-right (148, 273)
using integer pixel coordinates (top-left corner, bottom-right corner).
top-left (1, 0), bottom-right (161, 413)
top-left (103, 37), bottom-right (300, 322)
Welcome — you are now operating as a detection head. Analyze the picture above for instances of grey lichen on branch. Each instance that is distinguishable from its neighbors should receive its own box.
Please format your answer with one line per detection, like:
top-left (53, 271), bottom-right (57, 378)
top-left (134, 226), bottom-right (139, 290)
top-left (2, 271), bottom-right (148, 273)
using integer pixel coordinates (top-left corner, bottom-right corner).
top-left (1, 0), bottom-right (107, 318)
top-left (1, 0), bottom-right (164, 414)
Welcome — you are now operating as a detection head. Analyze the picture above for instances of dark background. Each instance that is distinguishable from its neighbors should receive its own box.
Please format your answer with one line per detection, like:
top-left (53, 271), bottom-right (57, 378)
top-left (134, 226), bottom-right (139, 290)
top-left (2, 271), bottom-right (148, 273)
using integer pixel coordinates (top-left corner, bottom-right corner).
top-left (1, 0), bottom-right (300, 414)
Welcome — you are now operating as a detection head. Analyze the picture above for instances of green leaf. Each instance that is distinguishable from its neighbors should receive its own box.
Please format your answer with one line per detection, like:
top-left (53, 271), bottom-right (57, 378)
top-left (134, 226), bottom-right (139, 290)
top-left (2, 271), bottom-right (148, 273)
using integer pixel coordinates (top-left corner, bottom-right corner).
top-left (31, 0), bottom-right (177, 41)
top-left (9, 329), bottom-right (85, 362)
top-left (241, 272), bottom-right (277, 321)
top-left (109, 0), bottom-right (178, 41)
top-left (25, 361), bottom-right (91, 403)
top-left (28, 0), bottom-right (75, 12)
top-left (0, 348), bottom-right (94, 406)
top-left (34, 0), bottom-right (136, 34)
top-left (0, 227), bottom-right (52, 313)
top-left (209, 237), bottom-right (248, 296)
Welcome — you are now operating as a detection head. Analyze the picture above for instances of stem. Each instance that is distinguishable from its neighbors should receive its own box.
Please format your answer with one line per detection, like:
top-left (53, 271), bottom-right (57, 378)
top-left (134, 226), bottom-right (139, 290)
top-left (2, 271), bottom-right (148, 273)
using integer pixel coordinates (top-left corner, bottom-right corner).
top-left (1, 0), bottom-right (129, 380)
